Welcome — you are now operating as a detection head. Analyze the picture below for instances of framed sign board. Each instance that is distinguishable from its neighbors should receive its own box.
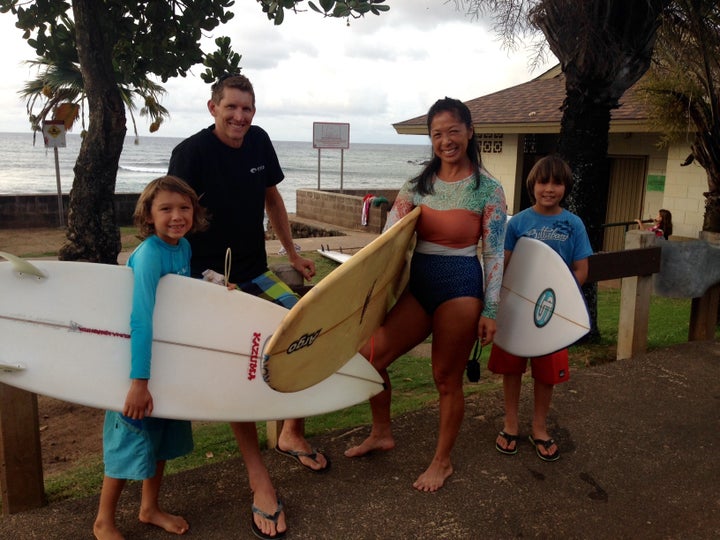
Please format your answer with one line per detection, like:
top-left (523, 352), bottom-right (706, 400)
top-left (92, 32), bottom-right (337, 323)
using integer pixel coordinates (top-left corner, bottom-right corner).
top-left (313, 122), bottom-right (350, 149)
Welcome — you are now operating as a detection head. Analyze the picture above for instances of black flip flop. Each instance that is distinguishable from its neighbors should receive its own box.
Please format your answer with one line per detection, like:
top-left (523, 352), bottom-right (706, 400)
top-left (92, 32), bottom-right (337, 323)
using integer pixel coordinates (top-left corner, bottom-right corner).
top-left (495, 430), bottom-right (521, 455)
top-left (275, 446), bottom-right (331, 473)
top-left (251, 499), bottom-right (286, 539)
top-left (529, 435), bottom-right (560, 462)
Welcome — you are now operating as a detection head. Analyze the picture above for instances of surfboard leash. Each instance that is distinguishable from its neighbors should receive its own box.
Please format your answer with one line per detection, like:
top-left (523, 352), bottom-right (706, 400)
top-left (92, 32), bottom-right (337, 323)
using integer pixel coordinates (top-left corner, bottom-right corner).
top-left (466, 340), bottom-right (481, 382)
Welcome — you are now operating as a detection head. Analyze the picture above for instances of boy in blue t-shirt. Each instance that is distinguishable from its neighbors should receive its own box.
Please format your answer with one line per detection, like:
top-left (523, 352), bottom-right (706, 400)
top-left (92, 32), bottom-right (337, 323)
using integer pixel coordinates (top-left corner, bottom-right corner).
top-left (489, 155), bottom-right (592, 462)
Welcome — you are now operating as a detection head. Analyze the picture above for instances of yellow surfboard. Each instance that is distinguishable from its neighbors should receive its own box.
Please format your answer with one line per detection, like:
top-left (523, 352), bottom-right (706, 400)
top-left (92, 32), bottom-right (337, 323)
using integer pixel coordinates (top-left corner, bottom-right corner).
top-left (263, 207), bottom-right (421, 392)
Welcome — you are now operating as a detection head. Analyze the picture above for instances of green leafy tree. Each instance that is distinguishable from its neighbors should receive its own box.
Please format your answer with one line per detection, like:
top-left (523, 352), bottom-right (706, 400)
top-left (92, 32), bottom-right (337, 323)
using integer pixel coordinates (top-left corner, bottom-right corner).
top-left (457, 0), bottom-right (670, 340)
top-left (0, 0), bottom-right (388, 263)
top-left (642, 0), bottom-right (720, 233)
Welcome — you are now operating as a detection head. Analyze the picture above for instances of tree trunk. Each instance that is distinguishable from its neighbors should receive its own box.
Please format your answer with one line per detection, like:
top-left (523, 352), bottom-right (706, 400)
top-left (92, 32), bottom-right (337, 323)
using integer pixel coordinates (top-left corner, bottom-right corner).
top-left (692, 130), bottom-right (720, 234)
top-left (559, 87), bottom-right (612, 342)
top-left (703, 189), bottom-right (720, 233)
top-left (58, 0), bottom-right (125, 263)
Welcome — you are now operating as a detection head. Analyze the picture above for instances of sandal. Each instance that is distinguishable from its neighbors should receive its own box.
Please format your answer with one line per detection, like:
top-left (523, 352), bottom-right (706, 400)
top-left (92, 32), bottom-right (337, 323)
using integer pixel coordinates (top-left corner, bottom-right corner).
top-left (251, 499), bottom-right (286, 539)
top-left (529, 436), bottom-right (560, 462)
top-left (495, 430), bottom-right (520, 455)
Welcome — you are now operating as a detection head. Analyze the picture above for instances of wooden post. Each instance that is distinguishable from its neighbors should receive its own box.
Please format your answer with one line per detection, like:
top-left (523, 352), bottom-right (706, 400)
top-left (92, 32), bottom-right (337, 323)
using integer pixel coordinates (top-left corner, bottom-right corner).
top-left (689, 231), bottom-right (720, 341)
top-left (265, 264), bottom-right (305, 449)
top-left (0, 384), bottom-right (45, 514)
top-left (689, 285), bottom-right (720, 341)
top-left (616, 231), bottom-right (656, 360)
top-left (265, 420), bottom-right (284, 450)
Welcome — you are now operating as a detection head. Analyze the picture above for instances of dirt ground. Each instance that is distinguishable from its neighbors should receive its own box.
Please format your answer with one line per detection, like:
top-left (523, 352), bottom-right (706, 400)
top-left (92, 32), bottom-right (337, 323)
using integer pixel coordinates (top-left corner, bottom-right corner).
top-left (0, 227), bottom-right (138, 259)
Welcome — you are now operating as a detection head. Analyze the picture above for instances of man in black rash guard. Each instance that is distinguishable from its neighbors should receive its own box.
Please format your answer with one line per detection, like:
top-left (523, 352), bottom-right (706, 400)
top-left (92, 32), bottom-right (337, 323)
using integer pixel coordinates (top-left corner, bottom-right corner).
top-left (169, 73), bottom-right (328, 540)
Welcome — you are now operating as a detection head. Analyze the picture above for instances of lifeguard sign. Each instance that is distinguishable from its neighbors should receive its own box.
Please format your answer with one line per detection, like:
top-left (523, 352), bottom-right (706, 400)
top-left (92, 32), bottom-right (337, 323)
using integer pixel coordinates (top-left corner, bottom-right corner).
top-left (42, 120), bottom-right (67, 226)
top-left (312, 122), bottom-right (350, 190)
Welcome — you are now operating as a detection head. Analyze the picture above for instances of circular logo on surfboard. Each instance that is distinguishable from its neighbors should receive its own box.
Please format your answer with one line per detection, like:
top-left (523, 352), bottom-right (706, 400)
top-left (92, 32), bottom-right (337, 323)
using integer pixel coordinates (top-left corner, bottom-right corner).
top-left (534, 288), bottom-right (556, 328)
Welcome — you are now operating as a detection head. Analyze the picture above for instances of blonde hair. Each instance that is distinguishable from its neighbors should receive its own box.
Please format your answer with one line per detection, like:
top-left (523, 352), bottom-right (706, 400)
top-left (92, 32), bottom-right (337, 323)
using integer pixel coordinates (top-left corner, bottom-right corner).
top-left (133, 175), bottom-right (209, 239)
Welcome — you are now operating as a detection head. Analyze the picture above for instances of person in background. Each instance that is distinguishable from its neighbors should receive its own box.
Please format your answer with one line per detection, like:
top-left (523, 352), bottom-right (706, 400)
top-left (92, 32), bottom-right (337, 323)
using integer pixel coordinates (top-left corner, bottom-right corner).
top-left (94, 176), bottom-right (208, 539)
top-left (489, 155), bottom-right (592, 462)
top-left (344, 97), bottom-right (507, 492)
top-left (636, 209), bottom-right (673, 240)
top-left (167, 73), bottom-right (327, 540)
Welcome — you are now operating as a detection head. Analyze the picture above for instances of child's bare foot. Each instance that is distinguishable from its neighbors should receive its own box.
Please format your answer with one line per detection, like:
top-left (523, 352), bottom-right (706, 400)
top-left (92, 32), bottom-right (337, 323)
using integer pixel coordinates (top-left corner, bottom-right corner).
top-left (139, 509), bottom-right (189, 535)
top-left (344, 434), bottom-right (395, 457)
top-left (412, 460), bottom-right (453, 492)
top-left (93, 520), bottom-right (124, 540)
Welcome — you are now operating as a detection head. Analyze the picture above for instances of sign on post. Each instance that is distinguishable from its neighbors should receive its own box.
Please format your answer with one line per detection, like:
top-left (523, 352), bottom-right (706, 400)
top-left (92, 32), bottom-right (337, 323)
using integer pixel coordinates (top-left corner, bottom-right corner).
top-left (312, 122), bottom-right (350, 190)
top-left (42, 121), bottom-right (67, 227)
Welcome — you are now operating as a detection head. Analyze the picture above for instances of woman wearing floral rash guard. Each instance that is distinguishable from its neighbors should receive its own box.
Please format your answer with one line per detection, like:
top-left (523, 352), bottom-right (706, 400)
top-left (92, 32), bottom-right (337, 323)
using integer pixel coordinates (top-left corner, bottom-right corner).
top-left (345, 97), bottom-right (507, 492)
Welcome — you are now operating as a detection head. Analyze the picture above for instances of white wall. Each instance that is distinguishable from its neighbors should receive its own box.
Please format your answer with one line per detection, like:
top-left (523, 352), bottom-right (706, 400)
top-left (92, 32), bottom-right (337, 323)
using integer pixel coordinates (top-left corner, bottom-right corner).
top-left (481, 132), bottom-right (706, 239)
top-left (481, 133), bottom-right (521, 212)
top-left (608, 133), bottom-right (706, 239)
top-left (664, 142), bottom-right (707, 238)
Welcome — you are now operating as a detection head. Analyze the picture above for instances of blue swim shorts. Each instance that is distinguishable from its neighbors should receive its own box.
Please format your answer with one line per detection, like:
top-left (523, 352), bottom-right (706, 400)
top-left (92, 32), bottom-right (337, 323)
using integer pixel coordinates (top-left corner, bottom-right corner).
top-left (103, 411), bottom-right (193, 480)
top-left (409, 252), bottom-right (484, 314)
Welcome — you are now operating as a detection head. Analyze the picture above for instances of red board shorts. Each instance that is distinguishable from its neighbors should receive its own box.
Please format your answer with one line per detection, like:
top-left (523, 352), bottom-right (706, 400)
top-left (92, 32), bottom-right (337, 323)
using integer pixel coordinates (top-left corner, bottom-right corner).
top-left (488, 344), bottom-right (569, 385)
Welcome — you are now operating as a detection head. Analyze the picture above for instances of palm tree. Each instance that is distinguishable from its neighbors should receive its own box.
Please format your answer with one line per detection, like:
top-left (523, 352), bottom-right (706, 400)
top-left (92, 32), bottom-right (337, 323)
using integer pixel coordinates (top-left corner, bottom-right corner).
top-left (529, 1), bottom-right (669, 249)
top-left (642, 0), bottom-right (720, 233)
top-left (20, 54), bottom-right (169, 145)
top-left (458, 0), bottom-right (670, 340)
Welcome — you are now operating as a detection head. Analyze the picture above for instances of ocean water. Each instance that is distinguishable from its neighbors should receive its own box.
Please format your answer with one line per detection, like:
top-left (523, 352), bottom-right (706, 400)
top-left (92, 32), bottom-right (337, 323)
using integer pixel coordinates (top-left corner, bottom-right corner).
top-left (0, 132), bottom-right (430, 213)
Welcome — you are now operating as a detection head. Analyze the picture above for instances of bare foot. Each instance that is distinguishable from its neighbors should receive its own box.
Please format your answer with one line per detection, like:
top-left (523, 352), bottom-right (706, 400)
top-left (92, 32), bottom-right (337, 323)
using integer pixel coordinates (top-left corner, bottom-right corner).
top-left (138, 509), bottom-right (189, 535)
top-left (252, 491), bottom-right (287, 538)
top-left (412, 460), bottom-right (453, 492)
top-left (344, 434), bottom-right (395, 458)
top-left (93, 521), bottom-right (124, 540)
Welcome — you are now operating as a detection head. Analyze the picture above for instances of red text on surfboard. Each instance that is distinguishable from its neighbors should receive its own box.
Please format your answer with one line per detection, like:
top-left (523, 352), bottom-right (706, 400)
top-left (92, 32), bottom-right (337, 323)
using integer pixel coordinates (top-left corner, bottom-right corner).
top-left (286, 329), bottom-right (321, 355)
top-left (248, 332), bottom-right (262, 380)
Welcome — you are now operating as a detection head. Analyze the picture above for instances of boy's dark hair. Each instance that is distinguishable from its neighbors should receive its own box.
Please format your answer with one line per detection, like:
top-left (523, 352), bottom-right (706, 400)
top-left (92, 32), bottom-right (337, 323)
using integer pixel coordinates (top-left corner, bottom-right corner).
top-left (410, 97), bottom-right (483, 195)
top-left (133, 175), bottom-right (209, 239)
top-left (526, 155), bottom-right (574, 205)
top-left (211, 73), bottom-right (255, 108)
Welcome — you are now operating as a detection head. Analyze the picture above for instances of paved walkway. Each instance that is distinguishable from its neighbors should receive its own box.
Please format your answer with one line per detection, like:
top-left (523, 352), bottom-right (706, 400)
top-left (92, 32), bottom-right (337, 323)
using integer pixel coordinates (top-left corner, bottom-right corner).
top-left (1, 340), bottom-right (718, 539)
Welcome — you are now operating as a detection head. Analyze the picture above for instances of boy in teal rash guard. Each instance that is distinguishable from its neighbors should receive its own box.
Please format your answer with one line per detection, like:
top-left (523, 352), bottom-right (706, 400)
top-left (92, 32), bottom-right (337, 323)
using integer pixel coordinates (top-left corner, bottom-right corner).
top-left (93, 176), bottom-right (208, 540)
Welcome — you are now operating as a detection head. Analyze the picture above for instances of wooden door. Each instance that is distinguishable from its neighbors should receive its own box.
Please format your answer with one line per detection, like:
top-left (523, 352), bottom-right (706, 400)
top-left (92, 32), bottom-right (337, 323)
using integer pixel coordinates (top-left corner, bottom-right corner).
top-left (604, 156), bottom-right (647, 251)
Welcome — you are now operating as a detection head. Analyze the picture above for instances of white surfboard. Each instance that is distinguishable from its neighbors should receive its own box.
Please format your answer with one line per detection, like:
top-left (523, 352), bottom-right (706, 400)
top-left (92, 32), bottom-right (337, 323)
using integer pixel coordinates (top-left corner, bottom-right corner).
top-left (263, 207), bottom-right (420, 392)
top-left (316, 248), bottom-right (352, 264)
top-left (493, 237), bottom-right (590, 356)
top-left (0, 255), bottom-right (383, 422)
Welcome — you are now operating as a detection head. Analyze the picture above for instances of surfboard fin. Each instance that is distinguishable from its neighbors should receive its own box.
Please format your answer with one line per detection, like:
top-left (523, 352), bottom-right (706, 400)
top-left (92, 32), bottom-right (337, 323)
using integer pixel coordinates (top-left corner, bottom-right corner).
top-left (0, 361), bottom-right (26, 372)
top-left (0, 251), bottom-right (47, 279)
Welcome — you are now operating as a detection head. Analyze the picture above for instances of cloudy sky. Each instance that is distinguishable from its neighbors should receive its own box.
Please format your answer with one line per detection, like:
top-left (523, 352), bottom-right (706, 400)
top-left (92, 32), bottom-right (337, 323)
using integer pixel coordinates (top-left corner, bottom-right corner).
top-left (0, 1), bottom-right (556, 144)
